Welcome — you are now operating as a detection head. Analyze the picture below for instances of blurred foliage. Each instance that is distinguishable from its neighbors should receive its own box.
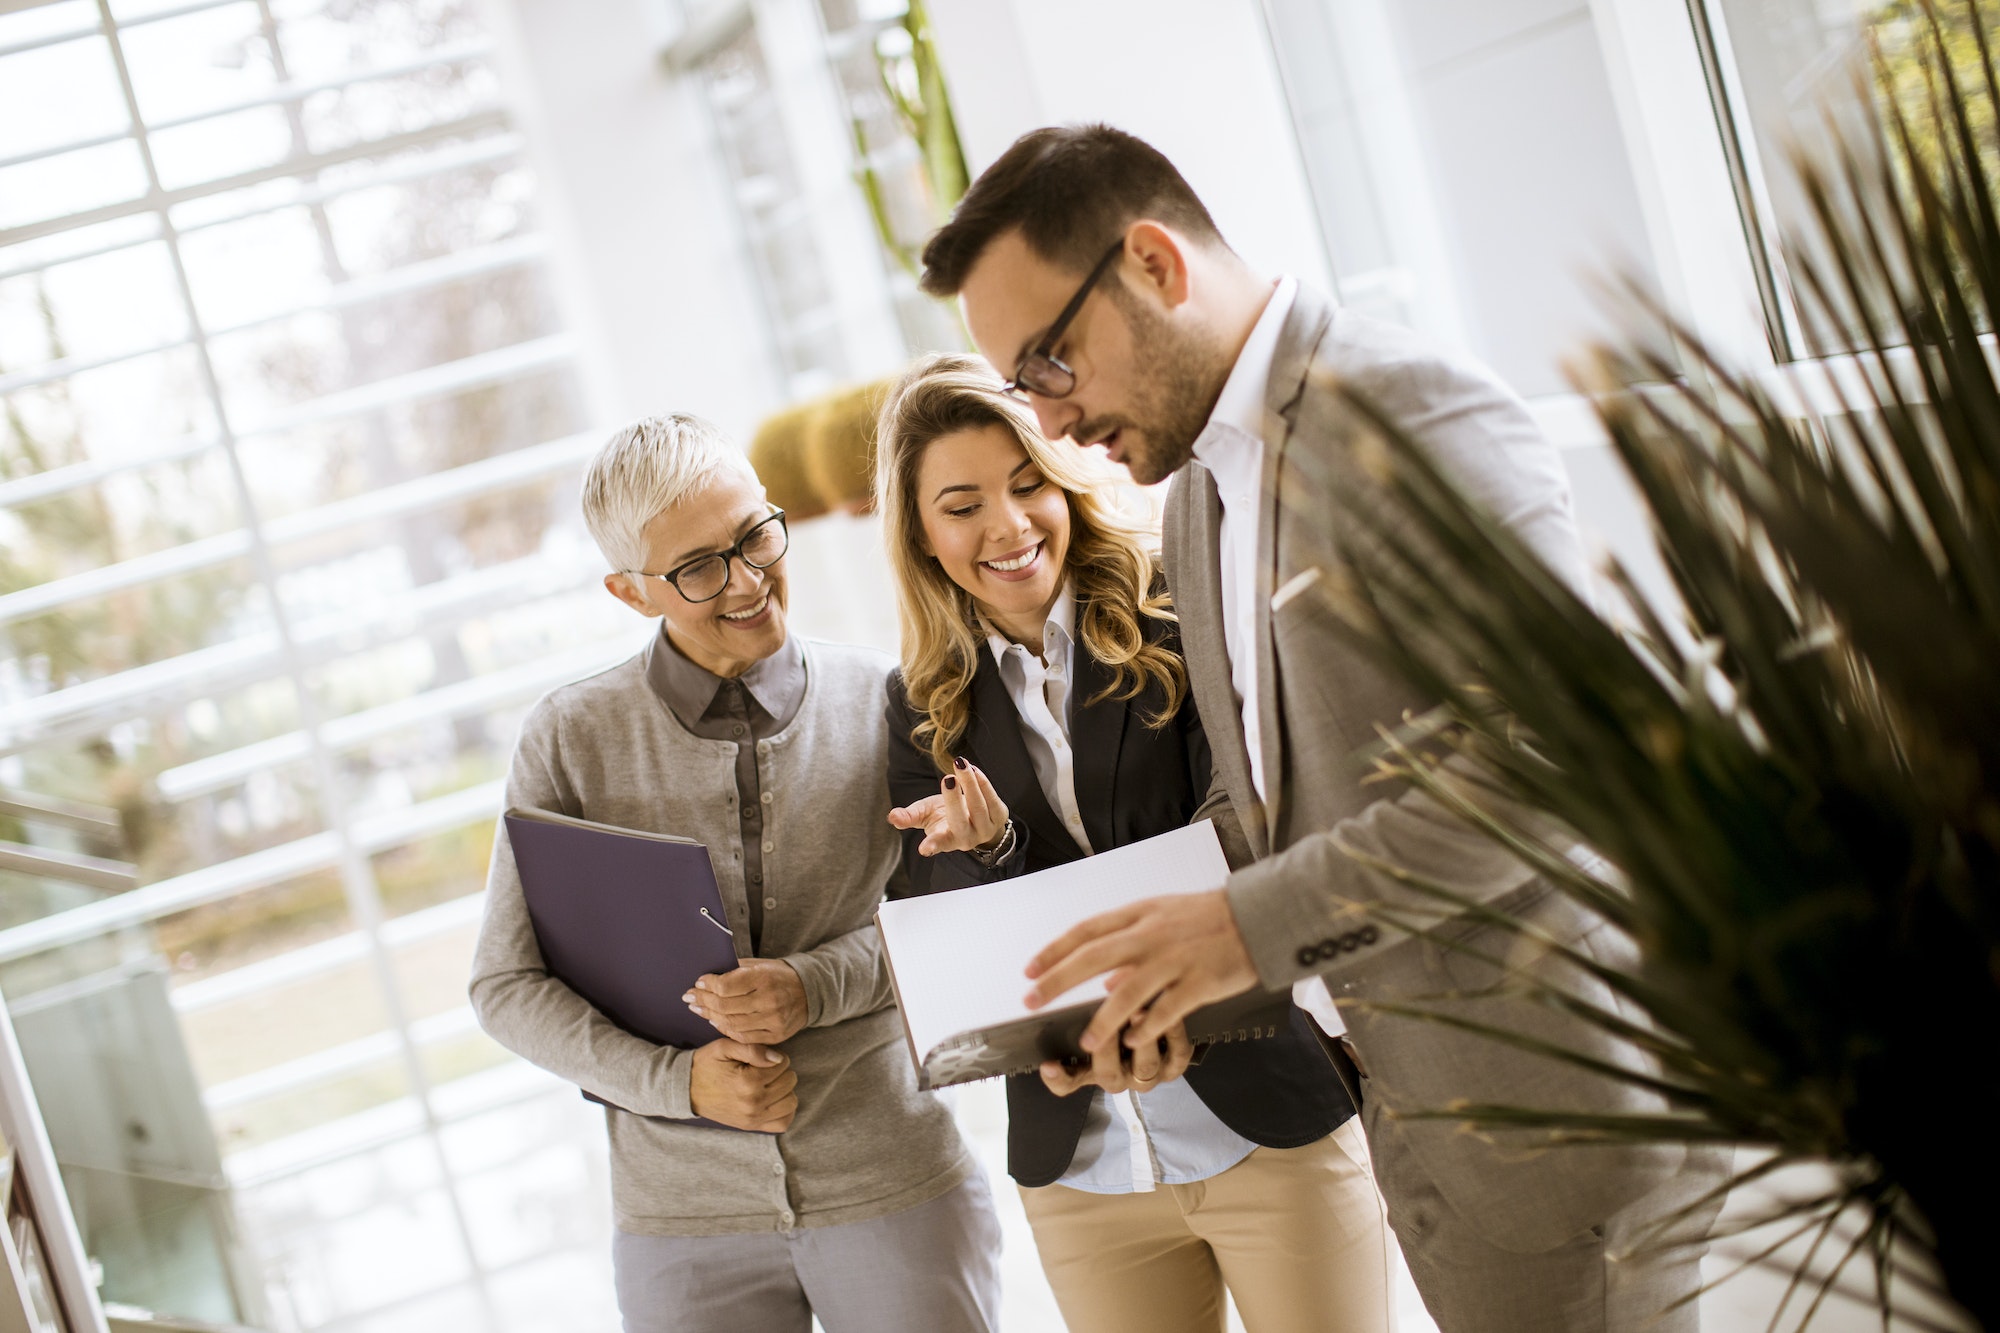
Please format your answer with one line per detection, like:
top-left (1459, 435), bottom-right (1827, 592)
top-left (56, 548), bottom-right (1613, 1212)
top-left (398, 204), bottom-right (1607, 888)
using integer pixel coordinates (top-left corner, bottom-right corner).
top-left (751, 377), bottom-right (892, 516)
top-left (757, 0), bottom-right (966, 525)
top-left (748, 399), bottom-right (828, 522)
top-left (804, 378), bottom-right (892, 513)
top-left (850, 0), bottom-right (968, 278)
top-left (1, 291), bottom-right (242, 872)
top-left (1321, 1), bottom-right (2000, 1325)
top-left (1874, 0), bottom-right (1999, 184)
top-left (152, 869), bottom-right (351, 982)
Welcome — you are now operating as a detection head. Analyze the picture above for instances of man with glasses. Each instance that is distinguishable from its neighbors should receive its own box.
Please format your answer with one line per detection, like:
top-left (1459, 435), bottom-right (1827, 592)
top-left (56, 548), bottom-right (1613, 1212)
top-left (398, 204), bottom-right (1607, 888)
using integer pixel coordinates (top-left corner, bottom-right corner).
top-left (470, 414), bottom-right (1001, 1333)
top-left (917, 125), bottom-right (1720, 1333)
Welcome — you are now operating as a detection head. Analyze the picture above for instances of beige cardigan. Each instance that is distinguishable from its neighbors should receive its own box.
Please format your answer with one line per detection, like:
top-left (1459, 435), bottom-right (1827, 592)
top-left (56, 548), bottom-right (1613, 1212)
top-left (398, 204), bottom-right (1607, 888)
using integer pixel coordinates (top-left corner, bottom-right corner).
top-left (469, 637), bottom-right (971, 1236)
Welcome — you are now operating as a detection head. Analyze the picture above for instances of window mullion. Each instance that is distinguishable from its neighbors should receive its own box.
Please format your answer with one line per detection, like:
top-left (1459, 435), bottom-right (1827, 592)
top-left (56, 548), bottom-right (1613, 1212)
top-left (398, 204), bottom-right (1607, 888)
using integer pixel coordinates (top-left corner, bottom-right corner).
top-left (1585, 0), bottom-right (1780, 374)
top-left (90, 12), bottom-right (494, 1308)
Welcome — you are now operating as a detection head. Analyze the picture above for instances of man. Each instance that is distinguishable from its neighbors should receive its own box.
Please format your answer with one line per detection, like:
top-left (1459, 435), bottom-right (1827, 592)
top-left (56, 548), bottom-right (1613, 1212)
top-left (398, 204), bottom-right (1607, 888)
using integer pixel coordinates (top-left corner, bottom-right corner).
top-left (469, 415), bottom-right (1000, 1333)
top-left (918, 124), bottom-right (1716, 1332)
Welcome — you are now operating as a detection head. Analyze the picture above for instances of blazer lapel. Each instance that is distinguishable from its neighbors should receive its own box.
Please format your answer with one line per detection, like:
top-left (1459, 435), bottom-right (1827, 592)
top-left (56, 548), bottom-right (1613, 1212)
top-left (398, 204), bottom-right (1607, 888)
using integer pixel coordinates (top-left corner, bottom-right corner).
top-left (1255, 288), bottom-right (1338, 844)
top-left (967, 651), bottom-right (1074, 864)
top-left (1164, 465), bottom-right (1268, 858)
top-left (1068, 628), bottom-right (1126, 855)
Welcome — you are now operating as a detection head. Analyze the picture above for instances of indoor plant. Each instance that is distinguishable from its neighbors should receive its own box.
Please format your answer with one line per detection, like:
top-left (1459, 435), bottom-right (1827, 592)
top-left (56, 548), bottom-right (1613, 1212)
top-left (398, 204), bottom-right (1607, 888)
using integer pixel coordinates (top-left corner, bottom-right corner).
top-left (1317, 2), bottom-right (1999, 1326)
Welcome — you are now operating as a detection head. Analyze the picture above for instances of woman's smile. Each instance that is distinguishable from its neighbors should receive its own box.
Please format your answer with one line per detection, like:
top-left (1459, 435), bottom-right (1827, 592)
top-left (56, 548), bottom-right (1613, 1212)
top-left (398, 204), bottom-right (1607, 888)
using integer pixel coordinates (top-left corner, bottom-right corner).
top-left (717, 590), bottom-right (774, 627)
top-left (981, 540), bottom-right (1045, 581)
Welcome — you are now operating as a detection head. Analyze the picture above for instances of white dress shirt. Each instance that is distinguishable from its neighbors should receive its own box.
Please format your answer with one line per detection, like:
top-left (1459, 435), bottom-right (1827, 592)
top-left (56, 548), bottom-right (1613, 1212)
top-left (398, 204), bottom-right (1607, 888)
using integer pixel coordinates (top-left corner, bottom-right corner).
top-left (1189, 276), bottom-right (1345, 1038)
top-left (986, 588), bottom-right (1257, 1193)
top-left (986, 587), bottom-right (1093, 856)
top-left (1191, 275), bottom-right (1294, 808)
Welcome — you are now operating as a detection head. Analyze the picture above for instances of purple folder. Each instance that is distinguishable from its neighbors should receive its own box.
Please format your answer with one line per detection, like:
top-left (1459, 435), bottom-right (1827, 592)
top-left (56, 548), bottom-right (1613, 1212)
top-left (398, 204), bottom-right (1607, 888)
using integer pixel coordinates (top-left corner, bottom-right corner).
top-left (504, 807), bottom-right (745, 1124)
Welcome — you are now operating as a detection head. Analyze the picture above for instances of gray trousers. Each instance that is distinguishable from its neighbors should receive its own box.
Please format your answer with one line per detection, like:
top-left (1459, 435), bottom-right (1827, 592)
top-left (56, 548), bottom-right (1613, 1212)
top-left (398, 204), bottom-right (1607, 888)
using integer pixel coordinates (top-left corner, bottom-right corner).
top-left (611, 1172), bottom-right (1002, 1333)
top-left (1366, 1095), bottom-right (1727, 1332)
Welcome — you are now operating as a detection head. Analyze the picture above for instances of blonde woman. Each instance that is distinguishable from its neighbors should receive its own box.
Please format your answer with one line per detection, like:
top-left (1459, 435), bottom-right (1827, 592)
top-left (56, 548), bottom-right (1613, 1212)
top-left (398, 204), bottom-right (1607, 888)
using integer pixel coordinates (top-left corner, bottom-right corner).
top-left (876, 354), bottom-right (1391, 1333)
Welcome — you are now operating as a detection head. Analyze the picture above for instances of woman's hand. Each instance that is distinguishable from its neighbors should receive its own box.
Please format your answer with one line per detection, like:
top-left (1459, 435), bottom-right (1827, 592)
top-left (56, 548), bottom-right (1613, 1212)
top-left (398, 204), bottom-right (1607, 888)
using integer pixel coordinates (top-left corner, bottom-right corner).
top-left (688, 1038), bottom-right (797, 1131)
top-left (888, 758), bottom-right (1010, 857)
top-left (686, 959), bottom-right (809, 1044)
top-left (1038, 1020), bottom-right (1195, 1097)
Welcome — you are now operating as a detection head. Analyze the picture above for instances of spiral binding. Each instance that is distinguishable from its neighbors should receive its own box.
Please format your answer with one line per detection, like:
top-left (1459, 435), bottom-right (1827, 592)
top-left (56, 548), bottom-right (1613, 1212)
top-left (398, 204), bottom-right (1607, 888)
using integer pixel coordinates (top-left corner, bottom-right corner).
top-left (929, 1024), bottom-right (1282, 1083)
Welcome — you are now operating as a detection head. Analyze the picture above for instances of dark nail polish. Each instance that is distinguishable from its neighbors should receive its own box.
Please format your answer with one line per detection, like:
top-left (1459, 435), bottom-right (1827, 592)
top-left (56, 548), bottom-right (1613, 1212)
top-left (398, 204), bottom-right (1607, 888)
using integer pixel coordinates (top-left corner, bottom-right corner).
top-left (944, 775), bottom-right (957, 790)
top-left (953, 755), bottom-right (967, 770)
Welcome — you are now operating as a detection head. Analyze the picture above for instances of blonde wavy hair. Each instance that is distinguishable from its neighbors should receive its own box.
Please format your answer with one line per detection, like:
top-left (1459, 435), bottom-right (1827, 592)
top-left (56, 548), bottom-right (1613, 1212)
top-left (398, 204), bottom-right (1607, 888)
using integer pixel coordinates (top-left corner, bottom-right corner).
top-left (875, 353), bottom-right (1187, 775)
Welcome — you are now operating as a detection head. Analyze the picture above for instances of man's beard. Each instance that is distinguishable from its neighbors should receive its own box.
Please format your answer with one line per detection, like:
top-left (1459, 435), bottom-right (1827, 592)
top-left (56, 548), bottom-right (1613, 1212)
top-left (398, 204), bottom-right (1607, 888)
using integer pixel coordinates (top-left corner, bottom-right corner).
top-left (1074, 291), bottom-right (1230, 486)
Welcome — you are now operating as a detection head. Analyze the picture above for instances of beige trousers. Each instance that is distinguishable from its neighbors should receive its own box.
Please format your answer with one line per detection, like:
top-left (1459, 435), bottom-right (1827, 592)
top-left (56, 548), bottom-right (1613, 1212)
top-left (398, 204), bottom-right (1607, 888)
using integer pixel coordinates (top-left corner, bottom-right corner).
top-left (1017, 1118), bottom-right (1393, 1333)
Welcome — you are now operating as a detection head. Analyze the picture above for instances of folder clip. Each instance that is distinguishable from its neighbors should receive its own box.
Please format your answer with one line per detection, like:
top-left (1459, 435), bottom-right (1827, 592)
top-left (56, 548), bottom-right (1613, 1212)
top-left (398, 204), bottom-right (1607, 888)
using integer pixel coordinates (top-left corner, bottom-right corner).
top-left (699, 907), bottom-right (732, 936)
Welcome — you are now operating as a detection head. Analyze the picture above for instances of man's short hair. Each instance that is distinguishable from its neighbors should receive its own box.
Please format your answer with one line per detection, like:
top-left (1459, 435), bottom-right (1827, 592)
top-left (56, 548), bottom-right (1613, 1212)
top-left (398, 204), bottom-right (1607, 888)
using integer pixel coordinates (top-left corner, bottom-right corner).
top-left (581, 413), bottom-right (759, 573)
top-left (918, 124), bottom-right (1226, 298)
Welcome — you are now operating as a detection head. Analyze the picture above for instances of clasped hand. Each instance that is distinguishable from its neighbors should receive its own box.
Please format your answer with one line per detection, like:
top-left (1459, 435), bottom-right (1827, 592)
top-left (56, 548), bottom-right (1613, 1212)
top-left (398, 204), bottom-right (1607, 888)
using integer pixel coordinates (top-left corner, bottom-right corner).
top-left (685, 959), bottom-right (808, 1132)
top-left (686, 957), bottom-right (807, 1045)
top-left (689, 1038), bottom-right (797, 1132)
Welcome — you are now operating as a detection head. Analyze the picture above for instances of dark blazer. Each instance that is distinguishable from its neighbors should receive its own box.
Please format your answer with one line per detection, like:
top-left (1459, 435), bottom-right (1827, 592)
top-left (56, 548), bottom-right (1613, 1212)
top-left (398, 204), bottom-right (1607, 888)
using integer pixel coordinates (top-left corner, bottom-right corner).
top-left (885, 600), bottom-right (1354, 1187)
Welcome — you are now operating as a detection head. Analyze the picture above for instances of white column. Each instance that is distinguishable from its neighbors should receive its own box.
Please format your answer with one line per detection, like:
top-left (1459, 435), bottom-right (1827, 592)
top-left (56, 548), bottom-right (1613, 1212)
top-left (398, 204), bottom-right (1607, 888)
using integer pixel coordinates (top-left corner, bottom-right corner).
top-left (926, 0), bottom-right (1334, 291)
top-left (477, 0), bottom-right (780, 437)
top-left (1587, 0), bottom-right (1776, 371)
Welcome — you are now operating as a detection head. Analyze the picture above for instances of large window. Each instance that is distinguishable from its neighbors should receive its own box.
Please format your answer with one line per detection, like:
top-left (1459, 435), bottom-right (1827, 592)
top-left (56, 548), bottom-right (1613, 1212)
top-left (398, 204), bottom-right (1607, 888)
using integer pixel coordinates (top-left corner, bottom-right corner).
top-left (1693, 0), bottom-right (1998, 356)
top-left (674, 0), bottom-right (957, 403)
top-left (0, 1), bottom-right (630, 1326)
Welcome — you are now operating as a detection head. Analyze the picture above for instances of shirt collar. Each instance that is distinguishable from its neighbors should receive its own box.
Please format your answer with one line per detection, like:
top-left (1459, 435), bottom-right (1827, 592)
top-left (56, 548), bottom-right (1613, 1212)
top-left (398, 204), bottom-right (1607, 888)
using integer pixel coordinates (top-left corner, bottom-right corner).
top-left (1195, 274), bottom-right (1298, 461)
top-left (984, 583), bottom-right (1077, 670)
top-left (645, 624), bottom-right (806, 729)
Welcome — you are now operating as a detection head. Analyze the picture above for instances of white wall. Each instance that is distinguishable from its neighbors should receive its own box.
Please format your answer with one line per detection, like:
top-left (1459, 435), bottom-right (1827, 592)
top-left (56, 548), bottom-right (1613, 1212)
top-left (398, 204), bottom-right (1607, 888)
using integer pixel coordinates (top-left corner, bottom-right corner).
top-left (1393, 0), bottom-right (1658, 397)
top-left (477, 0), bottom-right (778, 440)
top-left (1264, 0), bottom-right (1664, 398)
top-left (927, 0), bottom-right (1335, 293)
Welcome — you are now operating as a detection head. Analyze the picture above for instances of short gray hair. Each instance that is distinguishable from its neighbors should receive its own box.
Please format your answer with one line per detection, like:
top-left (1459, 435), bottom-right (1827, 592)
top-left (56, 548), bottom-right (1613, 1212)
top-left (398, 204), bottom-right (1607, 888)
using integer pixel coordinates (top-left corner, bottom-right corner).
top-left (581, 414), bottom-right (760, 573)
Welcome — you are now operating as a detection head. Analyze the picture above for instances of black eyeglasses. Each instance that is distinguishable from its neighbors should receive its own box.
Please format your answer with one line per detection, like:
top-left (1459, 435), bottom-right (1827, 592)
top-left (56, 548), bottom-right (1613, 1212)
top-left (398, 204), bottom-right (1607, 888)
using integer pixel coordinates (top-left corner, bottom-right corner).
top-left (1004, 240), bottom-right (1125, 400)
top-left (628, 510), bottom-right (788, 604)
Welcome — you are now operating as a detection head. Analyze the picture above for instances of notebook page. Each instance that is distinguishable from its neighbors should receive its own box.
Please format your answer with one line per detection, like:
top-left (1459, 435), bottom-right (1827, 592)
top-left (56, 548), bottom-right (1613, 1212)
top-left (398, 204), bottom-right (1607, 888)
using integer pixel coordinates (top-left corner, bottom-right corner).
top-left (877, 821), bottom-right (1232, 1063)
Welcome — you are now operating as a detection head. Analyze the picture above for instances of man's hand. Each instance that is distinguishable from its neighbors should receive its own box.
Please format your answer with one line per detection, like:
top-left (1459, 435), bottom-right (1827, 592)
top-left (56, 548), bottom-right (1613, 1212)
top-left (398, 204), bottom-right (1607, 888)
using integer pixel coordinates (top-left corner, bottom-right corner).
top-left (688, 1038), bottom-right (798, 1132)
top-left (687, 959), bottom-right (808, 1044)
top-left (1025, 889), bottom-right (1259, 1055)
top-left (888, 760), bottom-right (1009, 857)
top-left (1039, 1020), bottom-right (1195, 1097)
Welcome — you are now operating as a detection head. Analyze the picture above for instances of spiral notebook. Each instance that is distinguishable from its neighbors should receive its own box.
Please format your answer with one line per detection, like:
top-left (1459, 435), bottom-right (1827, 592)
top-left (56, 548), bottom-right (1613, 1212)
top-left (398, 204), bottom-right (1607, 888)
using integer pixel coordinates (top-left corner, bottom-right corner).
top-left (875, 821), bottom-right (1289, 1089)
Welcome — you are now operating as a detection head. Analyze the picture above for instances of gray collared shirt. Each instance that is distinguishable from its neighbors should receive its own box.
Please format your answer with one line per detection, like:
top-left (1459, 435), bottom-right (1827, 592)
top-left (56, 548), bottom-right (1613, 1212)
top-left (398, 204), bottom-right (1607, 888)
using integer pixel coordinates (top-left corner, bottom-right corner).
top-left (645, 626), bottom-right (807, 947)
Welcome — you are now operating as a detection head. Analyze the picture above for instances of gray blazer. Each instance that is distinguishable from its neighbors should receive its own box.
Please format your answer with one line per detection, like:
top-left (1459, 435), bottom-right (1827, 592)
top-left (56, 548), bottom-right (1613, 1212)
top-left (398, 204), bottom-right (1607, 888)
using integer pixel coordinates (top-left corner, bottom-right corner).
top-left (1164, 283), bottom-right (1682, 1253)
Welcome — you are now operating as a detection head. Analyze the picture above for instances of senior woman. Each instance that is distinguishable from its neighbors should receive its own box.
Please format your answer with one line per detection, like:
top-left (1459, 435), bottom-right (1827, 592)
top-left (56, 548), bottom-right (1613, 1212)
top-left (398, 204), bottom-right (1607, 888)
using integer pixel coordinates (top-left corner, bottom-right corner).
top-left (469, 414), bottom-right (1000, 1333)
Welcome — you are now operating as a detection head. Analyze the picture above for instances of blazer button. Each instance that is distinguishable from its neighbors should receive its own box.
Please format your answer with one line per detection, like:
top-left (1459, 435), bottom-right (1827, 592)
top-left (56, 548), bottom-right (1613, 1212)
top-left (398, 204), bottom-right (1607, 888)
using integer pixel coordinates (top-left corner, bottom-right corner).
top-left (1296, 945), bottom-right (1318, 968)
